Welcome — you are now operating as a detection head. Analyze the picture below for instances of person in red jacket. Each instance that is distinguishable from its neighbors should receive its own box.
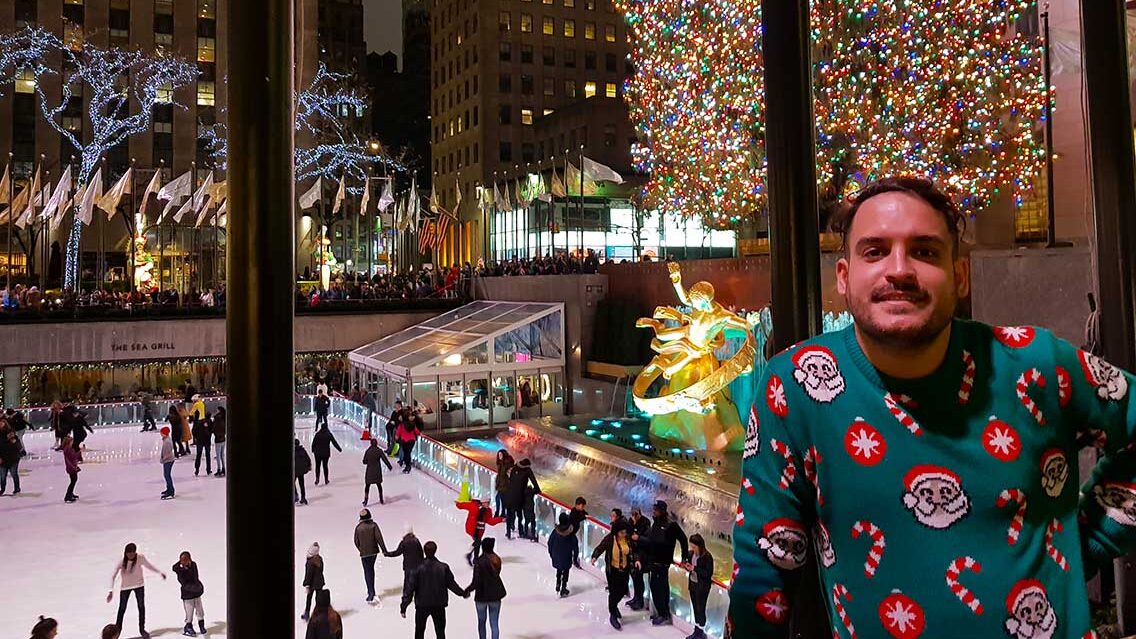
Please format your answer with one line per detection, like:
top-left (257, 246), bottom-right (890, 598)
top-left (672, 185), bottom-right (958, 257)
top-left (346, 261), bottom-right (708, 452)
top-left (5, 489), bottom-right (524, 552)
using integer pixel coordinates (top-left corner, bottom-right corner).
top-left (456, 498), bottom-right (504, 566)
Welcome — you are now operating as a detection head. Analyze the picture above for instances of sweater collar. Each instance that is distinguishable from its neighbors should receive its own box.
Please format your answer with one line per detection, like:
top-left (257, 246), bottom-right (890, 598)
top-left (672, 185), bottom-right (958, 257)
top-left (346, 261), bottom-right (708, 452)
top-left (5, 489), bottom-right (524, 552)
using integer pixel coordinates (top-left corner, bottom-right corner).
top-left (842, 319), bottom-right (966, 397)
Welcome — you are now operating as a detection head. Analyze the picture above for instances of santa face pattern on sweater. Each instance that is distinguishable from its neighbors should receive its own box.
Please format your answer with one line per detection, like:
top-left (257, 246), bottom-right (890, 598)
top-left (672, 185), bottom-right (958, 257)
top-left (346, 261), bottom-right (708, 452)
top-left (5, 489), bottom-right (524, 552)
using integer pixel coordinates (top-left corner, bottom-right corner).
top-left (729, 320), bottom-right (1136, 639)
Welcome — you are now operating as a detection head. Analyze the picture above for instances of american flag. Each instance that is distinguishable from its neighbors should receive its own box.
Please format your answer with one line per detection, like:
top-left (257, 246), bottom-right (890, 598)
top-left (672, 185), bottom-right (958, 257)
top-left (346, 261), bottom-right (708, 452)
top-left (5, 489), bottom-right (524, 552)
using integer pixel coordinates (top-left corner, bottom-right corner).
top-left (433, 212), bottom-right (452, 250)
top-left (418, 218), bottom-right (435, 254)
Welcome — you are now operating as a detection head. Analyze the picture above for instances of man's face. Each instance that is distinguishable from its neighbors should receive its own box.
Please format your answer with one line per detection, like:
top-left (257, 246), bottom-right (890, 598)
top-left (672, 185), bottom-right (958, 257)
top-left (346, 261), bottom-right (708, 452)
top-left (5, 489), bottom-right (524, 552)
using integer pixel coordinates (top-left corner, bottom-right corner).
top-left (836, 192), bottom-right (968, 348)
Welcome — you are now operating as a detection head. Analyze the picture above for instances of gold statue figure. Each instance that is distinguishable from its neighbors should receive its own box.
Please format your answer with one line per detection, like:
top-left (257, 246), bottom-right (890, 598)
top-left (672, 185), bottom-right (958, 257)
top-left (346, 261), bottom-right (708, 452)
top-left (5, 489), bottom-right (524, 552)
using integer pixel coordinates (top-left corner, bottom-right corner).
top-left (632, 262), bottom-right (755, 451)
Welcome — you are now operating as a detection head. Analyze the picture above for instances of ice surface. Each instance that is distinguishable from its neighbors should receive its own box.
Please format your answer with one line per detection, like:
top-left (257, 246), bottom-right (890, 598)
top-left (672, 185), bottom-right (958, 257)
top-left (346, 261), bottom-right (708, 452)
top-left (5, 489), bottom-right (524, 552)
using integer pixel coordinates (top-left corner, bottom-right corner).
top-left (1, 419), bottom-right (691, 639)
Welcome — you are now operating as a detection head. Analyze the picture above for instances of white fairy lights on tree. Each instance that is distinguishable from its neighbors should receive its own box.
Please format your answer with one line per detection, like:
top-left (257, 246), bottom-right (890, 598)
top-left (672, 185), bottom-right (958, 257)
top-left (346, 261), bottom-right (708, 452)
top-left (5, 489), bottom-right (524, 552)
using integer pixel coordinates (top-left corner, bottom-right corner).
top-left (0, 25), bottom-right (197, 288)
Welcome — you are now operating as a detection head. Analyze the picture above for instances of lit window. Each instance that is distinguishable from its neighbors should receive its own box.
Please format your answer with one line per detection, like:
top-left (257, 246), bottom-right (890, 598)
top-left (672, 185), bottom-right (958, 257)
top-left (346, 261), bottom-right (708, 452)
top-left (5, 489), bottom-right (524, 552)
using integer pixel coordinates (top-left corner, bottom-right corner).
top-left (154, 121), bottom-right (172, 133)
top-left (585, 22), bottom-right (595, 39)
top-left (521, 109), bottom-right (533, 125)
top-left (605, 24), bottom-right (616, 42)
top-left (543, 108), bottom-right (555, 116)
top-left (156, 83), bottom-right (173, 103)
top-left (64, 21), bottom-right (84, 50)
top-left (197, 37), bottom-right (215, 63)
top-left (15, 69), bottom-right (35, 94)
top-left (543, 17), bottom-right (554, 35)
top-left (543, 0), bottom-right (553, 4)
top-left (564, 19), bottom-right (575, 37)
top-left (199, 1), bottom-right (215, 18)
top-left (155, 32), bottom-right (173, 46)
top-left (521, 14), bottom-right (532, 32)
top-left (498, 11), bottom-right (510, 31)
top-left (62, 116), bottom-right (81, 132)
top-left (564, 79), bottom-right (577, 98)
top-left (197, 81), bottom-right (215, 106)
top-left (544, 77), bottom-right (555, 96)
top-left (584, 81), bottom-right (596, 98)
top-left (565, 0), bottom-right (575, 6)
top-left (155, 0), bottom-right (173, 15)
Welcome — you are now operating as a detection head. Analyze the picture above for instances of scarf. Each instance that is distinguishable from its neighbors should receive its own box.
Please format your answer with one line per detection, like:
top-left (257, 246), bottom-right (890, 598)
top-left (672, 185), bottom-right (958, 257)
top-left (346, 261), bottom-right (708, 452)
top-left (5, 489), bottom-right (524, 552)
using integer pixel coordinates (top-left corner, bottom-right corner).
top-left (611, 536), bottom-right (631, 571)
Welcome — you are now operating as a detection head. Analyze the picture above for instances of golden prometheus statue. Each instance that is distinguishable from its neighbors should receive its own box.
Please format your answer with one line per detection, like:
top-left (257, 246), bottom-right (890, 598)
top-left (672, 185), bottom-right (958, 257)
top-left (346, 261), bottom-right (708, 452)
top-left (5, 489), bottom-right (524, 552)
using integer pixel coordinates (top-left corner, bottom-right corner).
top-left (632, 262), bottom-right (755, 451)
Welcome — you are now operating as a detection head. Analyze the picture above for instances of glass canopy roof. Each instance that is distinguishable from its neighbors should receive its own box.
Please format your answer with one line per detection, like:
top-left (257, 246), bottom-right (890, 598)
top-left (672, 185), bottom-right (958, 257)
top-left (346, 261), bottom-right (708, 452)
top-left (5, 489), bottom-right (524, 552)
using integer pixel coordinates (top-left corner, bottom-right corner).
top-left (348, 301), bottom-right (566, 380)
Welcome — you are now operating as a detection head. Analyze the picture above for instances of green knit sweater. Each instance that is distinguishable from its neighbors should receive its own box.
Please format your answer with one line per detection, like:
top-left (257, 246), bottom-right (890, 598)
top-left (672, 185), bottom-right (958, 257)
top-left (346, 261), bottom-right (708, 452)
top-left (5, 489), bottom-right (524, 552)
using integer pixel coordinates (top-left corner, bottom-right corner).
top-left (729, 319), bottom-right (1136, 639)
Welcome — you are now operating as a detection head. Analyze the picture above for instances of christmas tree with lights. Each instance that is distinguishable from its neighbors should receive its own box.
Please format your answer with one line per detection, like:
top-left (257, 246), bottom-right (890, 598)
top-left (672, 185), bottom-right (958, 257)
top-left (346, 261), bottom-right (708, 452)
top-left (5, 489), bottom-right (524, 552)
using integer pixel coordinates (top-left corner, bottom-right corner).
top-left (616, 0), bottom-right (1050, 229)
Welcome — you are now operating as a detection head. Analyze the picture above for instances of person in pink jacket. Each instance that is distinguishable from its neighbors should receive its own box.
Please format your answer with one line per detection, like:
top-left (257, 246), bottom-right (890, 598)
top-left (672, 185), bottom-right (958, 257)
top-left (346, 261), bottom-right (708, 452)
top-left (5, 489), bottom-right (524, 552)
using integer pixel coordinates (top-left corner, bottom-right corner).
top-left (107, 542), bottom-right (167, 638)
top-left (62, 435), bottom-right (81, 503)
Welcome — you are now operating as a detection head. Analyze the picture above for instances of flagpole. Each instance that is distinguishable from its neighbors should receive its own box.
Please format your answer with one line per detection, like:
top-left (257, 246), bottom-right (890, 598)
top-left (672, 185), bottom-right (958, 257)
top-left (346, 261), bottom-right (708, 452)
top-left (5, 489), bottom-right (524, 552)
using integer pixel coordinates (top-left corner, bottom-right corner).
top-left (98, 157), bottom-right (107, 290)
top-left (40, 162), bottom-right (49, 291)
top-left (128, 159), bottom-right (136, 295)
top-left (6, 152), bottom-right (12, 293)
top-left (158, 159), bottom-right (165, 294)
top-left (213, 164), bottom-right (219, 290)
top-left (578, 145), bottom-right (584, 257)
top-left (68, 155), bottom-right (76, 291)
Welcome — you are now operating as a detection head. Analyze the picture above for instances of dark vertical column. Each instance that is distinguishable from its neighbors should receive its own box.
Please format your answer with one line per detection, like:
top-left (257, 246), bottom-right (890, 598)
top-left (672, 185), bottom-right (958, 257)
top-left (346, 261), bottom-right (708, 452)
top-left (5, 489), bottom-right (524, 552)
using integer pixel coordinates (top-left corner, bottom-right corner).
top-left (226, 0), bottom-right (295, 635)
top-left (763, 0), bottom-right (822, 352)
top-left (1081, 0), bottom-right (1136, 631)
top-left (762, 2), bottom-right (824, 636)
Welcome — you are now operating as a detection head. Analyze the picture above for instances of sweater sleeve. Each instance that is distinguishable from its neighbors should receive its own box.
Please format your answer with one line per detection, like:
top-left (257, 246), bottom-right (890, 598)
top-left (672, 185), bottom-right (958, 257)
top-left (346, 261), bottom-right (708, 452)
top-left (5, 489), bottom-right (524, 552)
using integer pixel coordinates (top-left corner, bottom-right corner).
top-left (110, 562), bottom-right (122, 590)
top-left (1054, 337), bottom-right (1136, 577)
top-left (139, 554), bottom-right (163, 576)
top-left (729, 367), bottom-right (811, 637)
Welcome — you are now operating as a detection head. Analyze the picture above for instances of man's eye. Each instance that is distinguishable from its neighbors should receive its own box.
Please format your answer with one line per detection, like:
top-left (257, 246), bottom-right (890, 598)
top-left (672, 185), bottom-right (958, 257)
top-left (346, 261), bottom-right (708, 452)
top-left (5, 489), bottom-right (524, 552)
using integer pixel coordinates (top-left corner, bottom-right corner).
top-left (862, 248), bottom-right (883, 259)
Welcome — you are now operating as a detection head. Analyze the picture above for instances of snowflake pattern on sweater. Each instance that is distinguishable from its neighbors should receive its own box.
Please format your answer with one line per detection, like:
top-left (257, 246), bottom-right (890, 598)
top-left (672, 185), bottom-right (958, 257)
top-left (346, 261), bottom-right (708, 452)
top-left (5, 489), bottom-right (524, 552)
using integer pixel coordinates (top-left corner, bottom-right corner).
top-left (729, 320), bottom-right (1136, 638)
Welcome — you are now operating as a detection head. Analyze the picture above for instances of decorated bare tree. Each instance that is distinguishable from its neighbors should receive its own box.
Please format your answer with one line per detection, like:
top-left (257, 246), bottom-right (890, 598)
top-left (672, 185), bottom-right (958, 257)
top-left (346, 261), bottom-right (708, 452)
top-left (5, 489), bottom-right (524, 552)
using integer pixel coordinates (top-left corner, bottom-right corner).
top-left (0, 25), bottom-right (197, 288)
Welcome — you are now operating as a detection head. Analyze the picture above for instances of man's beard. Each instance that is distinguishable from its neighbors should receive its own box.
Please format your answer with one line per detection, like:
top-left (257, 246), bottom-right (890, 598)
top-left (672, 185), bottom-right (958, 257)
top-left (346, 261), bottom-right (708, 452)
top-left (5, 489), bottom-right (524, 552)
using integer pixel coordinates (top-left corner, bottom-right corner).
top-left (846, 284), bottom-right (956, 350)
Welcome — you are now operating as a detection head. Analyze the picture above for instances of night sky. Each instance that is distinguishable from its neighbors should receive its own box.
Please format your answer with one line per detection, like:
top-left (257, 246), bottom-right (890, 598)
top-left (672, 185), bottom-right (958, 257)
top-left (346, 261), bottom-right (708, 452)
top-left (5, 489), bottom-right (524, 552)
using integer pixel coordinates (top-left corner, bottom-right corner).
top-left (363, 0), bottom-right (403, 60)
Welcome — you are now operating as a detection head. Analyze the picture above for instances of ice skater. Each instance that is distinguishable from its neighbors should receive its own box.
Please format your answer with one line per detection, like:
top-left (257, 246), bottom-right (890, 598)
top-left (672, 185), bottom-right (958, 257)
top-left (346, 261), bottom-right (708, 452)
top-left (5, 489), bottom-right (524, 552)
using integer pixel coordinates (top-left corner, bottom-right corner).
top-left (28, 616), bottom-right (58, 639)
top-left (192, 413), bottom-right (212, 476)
top-left (167, 406), bottom-right (186, 458)
top-left (0, 425), bottom-right (23, 496)
top-left (399, 540), bottom-right (469, 638)
top-left (211, 407), bottom-right (226, 477)
top-left (305, 589), bottom-right (343, 639)
top-left (107, 542), bottom-right (167, 639)
top-left (395, 414), bottom-right (420, 473)
top-left (464, 537), bottom-right (506, 639)
top-left (172, 551), bottom-right (207, 636)
top-left (683, 533), bottom-right (713, 639)
top-left (548, 512), bottom-right (578, 597)
top-left (385, 529), bottom-right (424, 606)
top-left (63, 435), bottom-right (81, 502)
top-left (591, 520), bottom-right (636, 631)
top-left (139, 391), bottom-right (157, 432)
top-left (294, 438), bottom-right (312, 505)
top-left (311, 421), bottom-right (343, 485)
top-left (302, 542), bottom-right (325, 621)
top-left (456, 498), bottom-right (504, 565)
top-left (353, 508), bottom-right (389, 604)
top-left (362, 438), bottom-right (393, 506)
top-left (506, 458), bottom-right (541, 541)
top-left (314, 388), bottom-right (331, 430)
top-left (160, 427), bottom-right (176, 500)
top-left (385, 400), bottom-right (406, 454)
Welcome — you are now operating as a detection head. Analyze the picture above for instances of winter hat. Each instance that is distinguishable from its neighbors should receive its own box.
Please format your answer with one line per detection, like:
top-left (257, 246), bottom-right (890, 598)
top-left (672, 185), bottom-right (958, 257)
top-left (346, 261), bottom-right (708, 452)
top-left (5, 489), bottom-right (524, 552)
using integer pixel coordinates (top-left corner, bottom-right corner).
top-left (654, 499), bottom-right (668, 513)
top-left (762, 518), bottom-right (806, 538)
top-left (903, 465), bottom-right (960, 491)
top-left (315, 588), bottom-right (332, 608)
top-left (307, 542), bottom-right (320, 558)
top-left (192, 394), bottom-right (201, 401)
top-left (481, 537), bottom-right (496, 553)
top-left (1005, 579), bottom-right (1046, 612)
top-left (359, 508), bottom-right (372, 520)
top-left (519, 458), bottom-right (531, 467)
top-left (160, 426), bottom-right (170, 436)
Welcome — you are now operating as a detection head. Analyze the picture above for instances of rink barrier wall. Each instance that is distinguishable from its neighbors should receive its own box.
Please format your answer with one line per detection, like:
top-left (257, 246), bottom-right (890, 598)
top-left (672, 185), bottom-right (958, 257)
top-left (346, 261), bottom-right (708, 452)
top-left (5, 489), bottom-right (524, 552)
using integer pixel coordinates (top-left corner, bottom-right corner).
top-left (14, 396), bottom-right (728, 637)
top-left (331, 397), bottom-right (730, 639)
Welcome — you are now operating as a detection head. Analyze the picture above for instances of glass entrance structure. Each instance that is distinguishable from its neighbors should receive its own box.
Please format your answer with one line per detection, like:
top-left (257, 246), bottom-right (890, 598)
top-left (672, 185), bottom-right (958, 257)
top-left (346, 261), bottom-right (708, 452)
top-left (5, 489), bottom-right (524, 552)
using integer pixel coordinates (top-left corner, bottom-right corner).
top-left (348, 301), bottom-right (566, 430)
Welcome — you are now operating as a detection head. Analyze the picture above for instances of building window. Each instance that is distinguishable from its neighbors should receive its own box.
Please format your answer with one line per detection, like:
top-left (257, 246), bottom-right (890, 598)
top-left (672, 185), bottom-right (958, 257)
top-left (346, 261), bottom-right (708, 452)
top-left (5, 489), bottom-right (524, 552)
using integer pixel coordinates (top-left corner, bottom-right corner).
top-left (198, 37), bottom-right (216, 63)
top-left (585, 0), bottom-right (595, 8)
top-left (499, 104), bottom-right (512, 125)
top-left (584, 81), bottom-right (597, 98)
top-left (521, 75), bottom-right (534, 95)
top-left (585, 22), bottom-right (596, 40)
top-left (543, 77), bottom-right (555, 96)
top-left (605, 82), bottom-right (617, 98)
top-left (521, 108), bottom-right (533, 125)
top-left (605, 53), bottom-right (617, 72)
top-left (585, 51), bottom-right (596, 69)
top-left (565, 49), bottom-right (576, 68)
top-left (498, 11), bottom-right (510, 31)
top-left (499, 42), bottom-right (511, 61)
top-left (564, 19), bottom-right (575, 37)
top-left (521, 13), bottom-right (533, 32)
top-left (565, 0), bottom-right (575, 6)
top-left (197, 81), bottom-right (215, 106)
top-left (543, 17), bottom-right (554, 35)
top-left (500, 142), bottom-right (513, 162)
top-left (14, 69), bottom-right (35, 94)
top-left (522, 143), bottom-right (535, 163)
top-left (155, 0), bottom-right (173, 14)
top-left (109, 8), bottom-right (130, 40)
top-left (543, 0), bottom-right (553, 4)
top-left (605, 24), bottom-right (617, 42)
top-left (564, 79), bottom-right (577, 98)
top-left (603, 124), bottom-right (616, 147)
top-left (156, 83), bottom-right (173, 103)
top-left (15, 0), bottom-right (36, 28)
top-left (521, 44), bottom-right (533, 64)
top-left (473, 106), bottom-right (479, 126)
top-left (499, 74), bottom-right (512, 92)
top-left (543, 108), bottom-right (555, 116)
top-left (199, 0), bottom-right (215, 18)
top-left (543, 46), bottom-right (555, 66)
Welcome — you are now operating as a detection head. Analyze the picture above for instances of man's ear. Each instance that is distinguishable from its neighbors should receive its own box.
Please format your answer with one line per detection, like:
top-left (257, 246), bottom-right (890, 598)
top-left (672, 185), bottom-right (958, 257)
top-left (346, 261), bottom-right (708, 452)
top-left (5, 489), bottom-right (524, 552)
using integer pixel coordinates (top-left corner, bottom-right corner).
top-left (836, 255), bottom-right (849, 296)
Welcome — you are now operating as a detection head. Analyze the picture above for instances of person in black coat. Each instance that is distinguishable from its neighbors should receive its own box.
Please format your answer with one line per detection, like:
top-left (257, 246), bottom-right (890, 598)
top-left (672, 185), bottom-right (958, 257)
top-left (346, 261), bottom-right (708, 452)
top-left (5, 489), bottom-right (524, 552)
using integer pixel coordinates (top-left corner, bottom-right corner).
top-left (301, 542), bottom-right (326, 621)
top-left (167, 406), bottom-right (185, 459)
top-left (294, 439), bottom-right (312, 505)
top-left (66, 406), bottom-right (93, 455)
top-left (635, 500), bottom-right (688, 626)
top-left (0, 428), bottom-right (23, 495)
top-left (310, 423), bottom-right (342, 485)
top-left (313, 389), bottom-right (331, 429)
top-left (211, 408), bottom-right (226, 477)
top-left (625, 506), bottom-right (652, 610)
top-left (399, 541), bottom-right (468, 638)
top-left (505, 459), bottom-right (541, 541)
top-left (191, 416), bottom-right (212, 477)
top-left (547, 513), bottom-right (578, 598)
top-left (361, 439), bottom-right (393, 506)
top-left (304, 589), bottom-right (343, 639)
top-left (683, 534), bottom-right (714, 639)
top-left (385, 401), bottom-right (406, 454)
top-left (464, 537), bottom-right (506, 639)
top-left (591, 520), bottom-right (637, 630)
top-left (385, 530), bottom-right (424, 605)
top-left (172, 551), bottom-right (206, 636)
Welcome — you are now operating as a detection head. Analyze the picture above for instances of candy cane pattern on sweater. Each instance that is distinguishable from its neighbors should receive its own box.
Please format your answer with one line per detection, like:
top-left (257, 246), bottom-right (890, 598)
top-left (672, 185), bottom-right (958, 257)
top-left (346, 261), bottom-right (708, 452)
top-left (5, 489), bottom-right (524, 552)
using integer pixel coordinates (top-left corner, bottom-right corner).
top-left (958, 349), bottom-right (976, 405)
top-left (1015, 368), bottom-right (1048, 425)
top-left (770, 438), bottom-right (797, 489)
top-left (883, 392), bottom-right (922, 436)
top-left (832, 583), bottom-right (857, 638)
top-left (995, 489), bottom-right (1028, 545)
top-left (1045, 519), bottom-right (1069, 572)
top-left (850, 520), bottom-right (885, 578)
top-left (742, 477), bottom-right (755, 495)
top-left (803, 446), bottom-right (823, 505)
top-left (945, 556), bottom-right (984, 615)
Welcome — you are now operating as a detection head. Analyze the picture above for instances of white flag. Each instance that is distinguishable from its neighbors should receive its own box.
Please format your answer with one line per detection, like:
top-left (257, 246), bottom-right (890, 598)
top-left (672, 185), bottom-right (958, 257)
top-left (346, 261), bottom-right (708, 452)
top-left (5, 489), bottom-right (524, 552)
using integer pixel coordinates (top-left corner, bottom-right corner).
top-left (77, 167), bottom-right (103, 225)
top-left (97, 167), bottom-right (132, 219)
top-left (299, 177), bottom-right (323, 210)
top-left (195, 197), bottom-right (215, 227)
top-left (138, 168), bottom-right (163, 219)
top-left (13, 166), bottom-right (41, 229)
top-left (157, 170), bottom-right (193, 222)
top-left (429, 181), bottom-right (441, 215)
top-left (377, 178), bottom-right (394, 213)
top-left (43, 166), bottom-right (73, 232)
top-left (0, 164), bottom-right (10, 212)
top-left (359, 176), bottom-right (371, 216)
top-left (492, 183), bottom-right (504, 211)
top-left (175, 172), bottom-right (213, 224)
top-left (332, 174), bottom-right (346, 215)
top-left (410, 180), bottom-right (420, 224)
top-left (582, 155), bottom-right (624, 184)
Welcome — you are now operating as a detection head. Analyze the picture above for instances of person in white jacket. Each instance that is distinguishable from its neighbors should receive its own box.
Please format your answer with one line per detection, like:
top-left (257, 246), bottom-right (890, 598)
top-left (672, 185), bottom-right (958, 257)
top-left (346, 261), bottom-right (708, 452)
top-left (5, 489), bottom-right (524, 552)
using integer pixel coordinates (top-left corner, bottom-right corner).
top-left (107, 542), bottom-right (167, 639)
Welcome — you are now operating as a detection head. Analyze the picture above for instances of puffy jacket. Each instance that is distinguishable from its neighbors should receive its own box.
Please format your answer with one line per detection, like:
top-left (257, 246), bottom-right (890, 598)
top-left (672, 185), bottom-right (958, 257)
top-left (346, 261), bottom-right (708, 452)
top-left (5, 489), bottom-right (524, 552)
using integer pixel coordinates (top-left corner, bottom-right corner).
top-left (295, 444), bottom-right (312, 476)
top-left (353, 520), bottom-right (388, 557)
top-left (547, 524), bottom-right (578, 571)
top-left (303, 556), bottom-right (326, 590)
top-left (467, 552), bottom-right (507, 602)
top-left (456, 501), bottom-right (504, 538)
top-left (311, 427), bottom-right (342, 458)
top-left (399, 557), bottom-right (464, 613)
top-left (505, 463), bottom-right (540, 508)
top-left (386, 534), bottom-right (424, 572)
top-left (172, 560), bottom-right (204, 600)
top-left (362, 445), bottom-right (392, 484)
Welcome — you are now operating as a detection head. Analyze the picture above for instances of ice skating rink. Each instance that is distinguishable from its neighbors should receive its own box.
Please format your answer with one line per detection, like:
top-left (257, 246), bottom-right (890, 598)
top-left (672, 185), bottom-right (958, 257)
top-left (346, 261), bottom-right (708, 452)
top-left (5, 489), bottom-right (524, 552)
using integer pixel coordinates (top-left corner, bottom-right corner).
top-left (1, 418), bottom-right (690, 639)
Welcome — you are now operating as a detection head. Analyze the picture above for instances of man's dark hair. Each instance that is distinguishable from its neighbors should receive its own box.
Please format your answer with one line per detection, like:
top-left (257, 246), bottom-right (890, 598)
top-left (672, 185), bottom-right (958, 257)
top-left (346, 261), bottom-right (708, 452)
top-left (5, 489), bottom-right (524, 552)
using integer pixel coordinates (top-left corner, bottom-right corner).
top-left (575, 496), bottom-right (587, 506)
top-left (424, 541), bottom-right (438, 558)
top-left (829, 176), bottom-right (966, 257)
top-left (612, 508), bottom-right (623, 518)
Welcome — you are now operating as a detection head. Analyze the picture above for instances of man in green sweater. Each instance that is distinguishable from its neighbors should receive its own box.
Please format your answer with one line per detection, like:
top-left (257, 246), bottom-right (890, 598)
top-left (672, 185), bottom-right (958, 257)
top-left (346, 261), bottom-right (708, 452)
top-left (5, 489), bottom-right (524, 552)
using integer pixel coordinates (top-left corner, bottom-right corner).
top-left (730, 176), bottom-right (1136, 639)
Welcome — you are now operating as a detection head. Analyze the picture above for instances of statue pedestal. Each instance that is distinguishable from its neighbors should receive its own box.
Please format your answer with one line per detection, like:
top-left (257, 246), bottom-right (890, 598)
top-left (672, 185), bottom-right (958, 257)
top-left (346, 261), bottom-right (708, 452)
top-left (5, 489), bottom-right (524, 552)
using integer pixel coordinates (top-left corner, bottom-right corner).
top-left (649, 387), bottom-right (745, 452)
